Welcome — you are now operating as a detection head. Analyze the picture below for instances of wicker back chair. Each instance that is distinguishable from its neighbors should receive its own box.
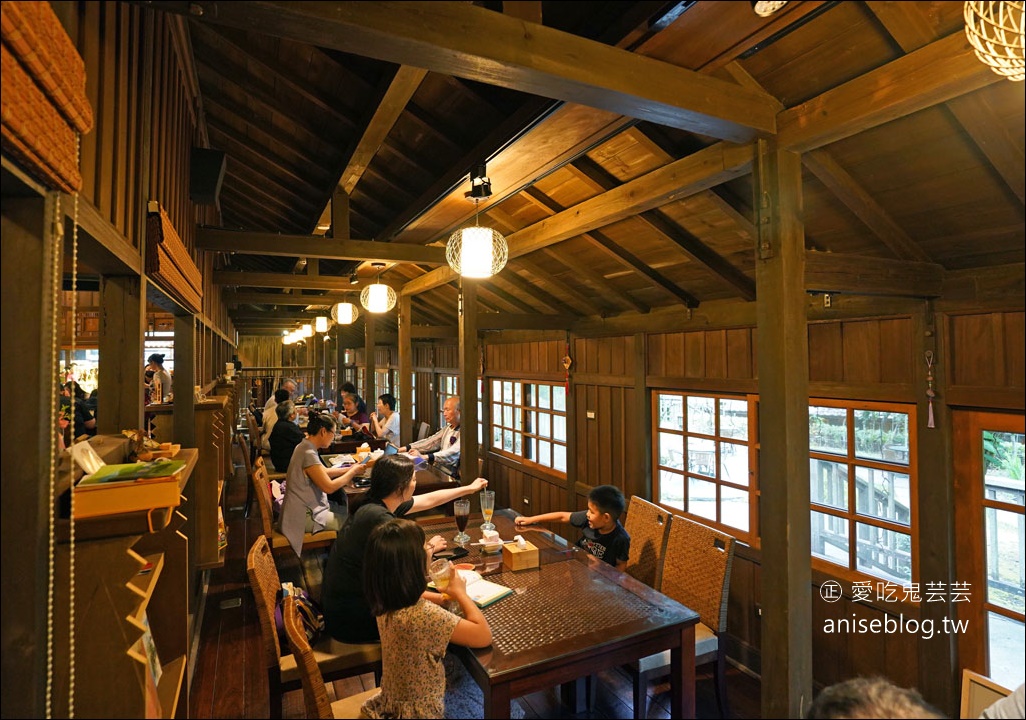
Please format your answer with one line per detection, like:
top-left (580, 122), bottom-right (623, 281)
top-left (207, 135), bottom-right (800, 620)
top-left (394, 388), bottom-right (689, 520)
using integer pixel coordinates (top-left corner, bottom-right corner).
top-left (246, 536), bottom-right (382, 719)
top-left (249, 456), bottom-right (336, 555)
top-left (281, 595), bottom-right (381, 719)
top-left (622, 495), bottom-right (672, 589)
top-left (628, 514), bottom-right (736, 719)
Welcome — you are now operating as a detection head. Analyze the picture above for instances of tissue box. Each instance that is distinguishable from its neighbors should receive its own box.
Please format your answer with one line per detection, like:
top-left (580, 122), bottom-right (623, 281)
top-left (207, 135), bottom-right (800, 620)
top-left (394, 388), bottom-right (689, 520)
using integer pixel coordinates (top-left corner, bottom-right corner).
top-left (502, 540), bottom-right (539, 572)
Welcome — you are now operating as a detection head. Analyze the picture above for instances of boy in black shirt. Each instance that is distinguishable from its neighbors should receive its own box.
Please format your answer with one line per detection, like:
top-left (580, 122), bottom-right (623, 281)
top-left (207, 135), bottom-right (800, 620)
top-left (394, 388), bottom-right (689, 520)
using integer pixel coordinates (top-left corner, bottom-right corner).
top-left (515, 485), bottom-right (630, 570)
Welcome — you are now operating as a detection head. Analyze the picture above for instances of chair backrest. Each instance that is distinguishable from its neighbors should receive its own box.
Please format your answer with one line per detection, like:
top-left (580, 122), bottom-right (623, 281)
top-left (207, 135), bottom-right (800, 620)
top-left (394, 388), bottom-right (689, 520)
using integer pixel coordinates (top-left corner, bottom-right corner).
top-left (246, 535), bottom-right (284, 668)
top-left (236, 431), bottom-right (254, 480)
top-left (417, 421), bottom-right (431, 440)
top-left (623, 495), bottom-right (672, 588)
top-left (282, 595), bottom-right (334, 719)
top-left (250, 457), bottom-right (276, 540)
top-left (960, 669), bottom-right (1011, 719)
top-left (660, 514), bottom-right (736, 633)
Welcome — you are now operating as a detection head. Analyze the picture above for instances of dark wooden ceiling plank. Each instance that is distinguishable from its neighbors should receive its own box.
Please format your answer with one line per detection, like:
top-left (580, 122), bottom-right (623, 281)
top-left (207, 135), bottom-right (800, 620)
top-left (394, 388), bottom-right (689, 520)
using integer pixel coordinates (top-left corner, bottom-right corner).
top-left (865, 1), bottom-right (1025, 204)
top-left (586, 227), bottom-right (699, 307)
top-left (482, 272), bottom-right (563, 314)
top-left (802, 148), bottom-right (932, 263)
top-left (219, 185), bottom-right (306, 233)
top-left (540, 247), bottom-right (649, 314)
top-left (403, 140), bottom-right (754, 295)
top-left (224, 169), bottom-right (318, 220)
top-left (777, 32), bottom-right (1002, 153)
top-left (206, 120), bottom-right (322, 194)
top-left (161, 1), bottom-right (779, 142)
top-left (215, 152), bottom-right (321, 212)
top-left (225, 291), bottom-right (358, 307)
top-left (214, 271), bottom-right (383, 291)
top-left (197, 227), bottom-right (447, 264)
top-left (804, 250), bottom-right (944, 297)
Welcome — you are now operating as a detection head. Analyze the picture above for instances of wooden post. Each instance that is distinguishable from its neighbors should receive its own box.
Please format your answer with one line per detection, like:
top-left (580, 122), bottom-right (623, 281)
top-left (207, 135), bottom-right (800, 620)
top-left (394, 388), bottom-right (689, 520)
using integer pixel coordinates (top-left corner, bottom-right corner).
top-left (173, 314), bottom-right (196, 447)
top-left (364, 312), bottom-right (376, 402)
top-left (633, 331), bottom-right (651, 500)
top-left (459, 280), bottom-right (479, 482)
top-left (399, 293), bottom-right (413, 444)
top-left (98, 275), bottom-right (146, 433)
top-left (755, 144), bottom-right (813, 718)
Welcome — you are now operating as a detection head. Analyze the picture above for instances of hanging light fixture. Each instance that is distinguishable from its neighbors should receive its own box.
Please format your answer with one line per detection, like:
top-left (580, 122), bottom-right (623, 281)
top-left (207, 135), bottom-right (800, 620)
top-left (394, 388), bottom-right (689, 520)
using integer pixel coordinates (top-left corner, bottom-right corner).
top-left (751, 0), bottom-right (788, 17)
top-left (360, 262), bottom-right (397, 313)
top-left (331, 301), bottom-right (359, 325)
top-left (446, 163), bottom-right (508, 278)
top-left (301, 323), bottom-right (314, 338)
top-left (315, 316), bottom-right (329, 333)
top-left (964, 1), bottom-right (1024, 81)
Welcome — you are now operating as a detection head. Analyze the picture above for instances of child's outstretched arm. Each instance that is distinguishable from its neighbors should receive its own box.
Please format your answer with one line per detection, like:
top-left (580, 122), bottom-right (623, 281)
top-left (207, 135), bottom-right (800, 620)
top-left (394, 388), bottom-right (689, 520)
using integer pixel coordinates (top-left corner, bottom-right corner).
top-left (515, 511), bottom-right (572, 528)
top-left (445, 570), bottom-right (492, 648)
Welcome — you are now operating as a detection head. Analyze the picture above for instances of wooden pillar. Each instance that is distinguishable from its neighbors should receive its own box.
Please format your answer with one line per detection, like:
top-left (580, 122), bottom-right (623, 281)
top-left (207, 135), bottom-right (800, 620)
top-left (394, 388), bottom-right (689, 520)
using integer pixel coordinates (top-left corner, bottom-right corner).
top-left (914, 303), bottom-right (958, 714)
top-left (1, 192), bottom-right (60, 718)
top-left (459, 280), bottom-right (480, 482)
top-left (755, 145), bottom-right (812, 718)
top-left (399, 294), bottom-right (413, 444)
top-left (173, 314), bottom-right (196, 447)
top-left (633, 332), bottom-right (651, 500)
top-left (98, 275), bottom-right (146, 433)
top-left (364, 312), bottom-right (376, 402)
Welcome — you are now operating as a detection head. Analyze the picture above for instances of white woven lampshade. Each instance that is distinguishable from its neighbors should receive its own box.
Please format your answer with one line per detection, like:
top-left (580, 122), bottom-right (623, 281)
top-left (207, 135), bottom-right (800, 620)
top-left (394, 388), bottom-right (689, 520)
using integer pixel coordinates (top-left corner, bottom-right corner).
top-left (314, 316), bottom-right (329, 333)
top-left (964, 1), bottom-right (1025, 81)
top-left (331, 301), bottom-right (359, 324)
top-left (446, 225), bottom-right (508, 278)
top-left (360, 283), bottom-right (396, 313)
top-left (301, 323), bottom-right (314, 338)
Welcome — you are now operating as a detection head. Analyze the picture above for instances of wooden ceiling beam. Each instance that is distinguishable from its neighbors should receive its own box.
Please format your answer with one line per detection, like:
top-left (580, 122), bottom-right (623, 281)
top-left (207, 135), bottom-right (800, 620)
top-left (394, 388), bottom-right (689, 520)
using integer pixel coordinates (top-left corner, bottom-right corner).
top-left (497, 265), bottom-right (585, 316)
top-left (777, 31), bottom-right (1002, 153)
top-left (804, 251), bottom-right (944, 298)
top-left (403, 141), bottom-right (753, 295)
top-left (219, 186), bottom-right (306, 233)
top-left (206, 120), bottom-right (320, 196)
top-left (214, 271), bottom-right (391, 291)
top-left (160, 1), bottom-right (779, 142)
top-left (865, 1), bottom-right (1024, 204)
top-left (225, 291), bottom-right (358, 307)
top-left (540, 247), bottom-right (649, 314)
top-left (802, 148), bottom-right (932, 263)
top-left (197, 227), bottom-right (447, 264)
top-left (224, 169), bottom-right (318, 220)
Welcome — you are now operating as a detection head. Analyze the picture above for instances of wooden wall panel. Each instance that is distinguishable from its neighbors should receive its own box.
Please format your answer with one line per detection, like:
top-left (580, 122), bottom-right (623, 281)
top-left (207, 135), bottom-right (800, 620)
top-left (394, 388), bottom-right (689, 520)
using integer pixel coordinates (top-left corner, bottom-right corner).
top-left (841, 320), bottom-right (881, 384)
top-left (809, 323), bottom-right (843, 381)
top-left (1002, 312), bottom-right (1025, 387)
top-left (726, 327), bottom-right (754, 379)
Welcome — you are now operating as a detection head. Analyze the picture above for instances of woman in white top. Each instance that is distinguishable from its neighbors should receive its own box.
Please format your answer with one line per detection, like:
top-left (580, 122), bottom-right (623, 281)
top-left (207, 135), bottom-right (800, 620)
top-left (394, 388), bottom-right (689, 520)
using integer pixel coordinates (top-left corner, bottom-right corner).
top-left (146, 353), bottom-right (173, 402)
top-left (369, 393), bottom-right (401, 444)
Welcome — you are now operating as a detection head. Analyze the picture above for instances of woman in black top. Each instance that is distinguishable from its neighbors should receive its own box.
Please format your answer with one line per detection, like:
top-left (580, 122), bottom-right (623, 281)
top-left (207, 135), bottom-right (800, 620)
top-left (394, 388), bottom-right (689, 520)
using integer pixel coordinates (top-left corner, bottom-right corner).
top-left (321, 455), bottom-right (488, 643)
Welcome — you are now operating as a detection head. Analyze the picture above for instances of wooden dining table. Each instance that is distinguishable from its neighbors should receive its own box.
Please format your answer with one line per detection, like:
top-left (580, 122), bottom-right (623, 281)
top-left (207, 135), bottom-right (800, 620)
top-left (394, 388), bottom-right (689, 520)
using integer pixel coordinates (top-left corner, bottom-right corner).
top-left (419, 510), bottom-right (700, 719)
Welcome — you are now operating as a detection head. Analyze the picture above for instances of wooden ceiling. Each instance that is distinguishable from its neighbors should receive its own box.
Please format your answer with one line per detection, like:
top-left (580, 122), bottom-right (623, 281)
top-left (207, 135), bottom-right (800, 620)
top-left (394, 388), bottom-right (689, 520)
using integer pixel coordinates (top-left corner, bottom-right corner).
top-left (151, 1), bottom-right (1025, 336)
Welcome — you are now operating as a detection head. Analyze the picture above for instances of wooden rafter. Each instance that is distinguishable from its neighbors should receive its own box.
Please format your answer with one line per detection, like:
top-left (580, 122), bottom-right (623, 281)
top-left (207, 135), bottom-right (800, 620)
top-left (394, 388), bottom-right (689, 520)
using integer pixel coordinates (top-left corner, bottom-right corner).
top-left (198, 227), bottom-right (446, 264)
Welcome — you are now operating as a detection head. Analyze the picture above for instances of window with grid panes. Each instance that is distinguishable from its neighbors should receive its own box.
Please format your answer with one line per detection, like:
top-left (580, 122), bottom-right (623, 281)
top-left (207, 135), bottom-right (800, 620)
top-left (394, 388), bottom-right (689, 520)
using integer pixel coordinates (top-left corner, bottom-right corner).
top-left (490, 380), bottom-right (567, 473)
top-left (653, 392), bottom-right (756, 541)
top-left (809, 400), bottom-right (916, 584)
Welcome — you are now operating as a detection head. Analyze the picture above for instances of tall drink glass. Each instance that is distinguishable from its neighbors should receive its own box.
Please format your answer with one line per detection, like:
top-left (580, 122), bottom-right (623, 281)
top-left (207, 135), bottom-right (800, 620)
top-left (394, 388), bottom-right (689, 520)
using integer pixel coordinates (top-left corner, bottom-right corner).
top-left (480, 490), bottom-right (495, 532)
top-left (453, 498), bottom-right (471, 545)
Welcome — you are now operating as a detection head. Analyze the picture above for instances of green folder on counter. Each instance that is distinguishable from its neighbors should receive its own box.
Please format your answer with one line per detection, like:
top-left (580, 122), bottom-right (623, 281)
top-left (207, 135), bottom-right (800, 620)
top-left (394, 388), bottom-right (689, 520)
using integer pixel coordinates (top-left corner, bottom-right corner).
top-left (79, 459), bottom-right (187, 485)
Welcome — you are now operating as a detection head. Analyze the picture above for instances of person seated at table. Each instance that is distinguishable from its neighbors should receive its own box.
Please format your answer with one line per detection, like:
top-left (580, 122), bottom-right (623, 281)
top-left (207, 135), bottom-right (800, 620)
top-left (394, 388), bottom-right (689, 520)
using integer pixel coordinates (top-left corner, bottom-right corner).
top-left (368, 393), bottom-right (400, 444)
top-left (62, 381), bottom-right (97, 438)
top-left (321, 454), bottom-right (488, 644)
top-left (398, 396), bottom-right (460, 476)
top-left (805, 676), bottom-right (942, 718)
top-left (279, 413), bottom-right (364, 557)
top-left (260, 388), bottom-right (291, 452)
top-left (515, 484), bottom-right (630, 570)
top-left (359, 518), bottom-right (494, 720)
top-left (145, 353), bottom-right (173, 402)
top-left (265, 377), bottom-right (297, 412)
top-left (333, 391), bottom-right (372, 436)
top-left (268, 399), bottom-right (305, 473)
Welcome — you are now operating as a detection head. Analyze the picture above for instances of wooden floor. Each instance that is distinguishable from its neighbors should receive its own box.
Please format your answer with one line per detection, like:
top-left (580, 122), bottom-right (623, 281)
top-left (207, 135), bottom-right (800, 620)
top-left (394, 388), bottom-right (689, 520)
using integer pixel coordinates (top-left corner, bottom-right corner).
top-left (188, 447), bottom-right (762, 719)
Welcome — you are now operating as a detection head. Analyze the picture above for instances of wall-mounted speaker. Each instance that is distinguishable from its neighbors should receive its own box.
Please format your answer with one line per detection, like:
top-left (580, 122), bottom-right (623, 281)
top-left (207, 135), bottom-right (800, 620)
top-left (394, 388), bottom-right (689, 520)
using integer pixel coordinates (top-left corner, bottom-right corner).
top-left (190, 148), bottom-right (226, 205)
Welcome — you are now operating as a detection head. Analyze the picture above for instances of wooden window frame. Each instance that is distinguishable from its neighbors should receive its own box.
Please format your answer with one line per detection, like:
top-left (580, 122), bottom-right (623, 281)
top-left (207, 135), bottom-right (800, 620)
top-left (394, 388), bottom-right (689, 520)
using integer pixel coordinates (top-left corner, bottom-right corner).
top-left (489, 379), bottom-right (568, 475)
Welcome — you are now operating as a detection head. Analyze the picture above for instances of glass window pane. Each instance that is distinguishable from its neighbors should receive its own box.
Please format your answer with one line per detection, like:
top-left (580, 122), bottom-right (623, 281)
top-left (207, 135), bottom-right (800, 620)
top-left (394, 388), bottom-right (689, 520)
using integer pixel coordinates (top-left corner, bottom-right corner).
top-left (721, 484), bottom-right (749, 532)
top-left (514, 382), bottom-right (522, 405)
top-left (855, 522), bottom-right (912, 583)
top-left (526, 411), bottom-right (535, 433)
top-left (688, 477), bottom-right (717, 521)
top-left (811, 510), bottom-right (848, 566)
top-left (514, 408), bottom-right (522, 431)
top-left (985, 507), bottom-right (1025, 614)
top-left (810, 406), bottom-right (847, 455)
top-left (539, 440), bottom-right (551, 467)
top-left (688, 437), bottom-right (716, 477)
top-left (659, 470), bottom-right (684, 511)
top-left (984, 431), bottom-right (1025, 506)
top-left (553, 415), bottom-right (566, 442)
top-left (503, 381), bottom-right (513, 404)
top-left (492, 379), bottom-right (501, 398)
top-left (987, 613), bottom-right (1025, 690)
top-left (854, 410), bottom-right (909, 464)
top-left (503, 429), bottom-right (513, 452)
top-left (687, 396), bottom-right (715, 435)
top-left (492, 427), bottom-right (501, 448)
top-left (721, 441), bottom-right (749, 487)
top-left (554, 444), bottom-right (567, 473)
top-left (503, 405), bottom-right (513, 428)
top-left (538, 384), bottom-right (551, 409)
top-left (659, 394), bottom-right (684, 431)
top-left (810, 459), bottom-right (849, 511)
top-left (719, 399), bottom-right (748, 440)
top-left (659, 432), bottom-right (684, 469)
top-left (539, 413), bottom-right (551, 438)
top-left (854, 467), bottom-right (911, 526)
top-left (514, 432), bottom-right (522, 456)
top-left (492, 403), bottom-right (502, 427)
top-left (527, 436), bottom-right (536, 459)
top-left (553, 385), bottom-right (566, 412)
top-left (524, 384), bottom-right (533, 405)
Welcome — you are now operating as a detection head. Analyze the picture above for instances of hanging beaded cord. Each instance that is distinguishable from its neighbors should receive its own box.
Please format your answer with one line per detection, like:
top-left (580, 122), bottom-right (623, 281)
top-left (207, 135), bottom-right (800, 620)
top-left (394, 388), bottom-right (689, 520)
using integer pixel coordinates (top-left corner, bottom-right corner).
top-left (925, 350), bottom-right (936, 429)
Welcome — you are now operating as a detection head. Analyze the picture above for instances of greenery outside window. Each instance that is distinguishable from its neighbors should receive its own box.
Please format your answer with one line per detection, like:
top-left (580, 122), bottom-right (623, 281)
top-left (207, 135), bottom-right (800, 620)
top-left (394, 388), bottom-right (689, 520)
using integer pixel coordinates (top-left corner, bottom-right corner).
top-left (490, 380), bottom-right (567, 473)
top-left (809, 400), bottom-right (916, 584)
top-left (653, 391), bottom-right (756, 542)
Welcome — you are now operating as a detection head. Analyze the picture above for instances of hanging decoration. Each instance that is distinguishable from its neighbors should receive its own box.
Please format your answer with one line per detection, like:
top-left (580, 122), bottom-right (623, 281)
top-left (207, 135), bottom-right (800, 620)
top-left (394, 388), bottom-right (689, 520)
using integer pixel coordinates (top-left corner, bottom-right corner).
top-left (925, 351), bottom-right (937, 429)
top-left (562, 333), bottom-right (573, 397)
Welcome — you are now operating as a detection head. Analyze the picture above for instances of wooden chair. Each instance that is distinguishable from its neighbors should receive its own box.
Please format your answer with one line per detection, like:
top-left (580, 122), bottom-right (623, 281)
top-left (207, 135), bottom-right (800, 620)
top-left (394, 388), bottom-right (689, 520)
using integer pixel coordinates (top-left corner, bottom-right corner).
top-left (622, 495), bottom-right (673, 589)
top-left (416, 421), bottom-right (431, 441)
top-left (281, 595), bottom-right (381, 719)
top-left (628, 514), bottom-right (736, 719)
top-left (960, 669), bottom-right (1012, 719)
top-left (247, 536), bottom-right (381, 719)
top-left (250, 455), bottom-right (336, 555)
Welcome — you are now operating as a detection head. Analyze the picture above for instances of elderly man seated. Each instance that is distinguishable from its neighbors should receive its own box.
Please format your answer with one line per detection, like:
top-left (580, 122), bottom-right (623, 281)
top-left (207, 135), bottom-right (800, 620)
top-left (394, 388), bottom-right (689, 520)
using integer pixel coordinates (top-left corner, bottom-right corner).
top-left (398, 396), bottom-right (461, 476)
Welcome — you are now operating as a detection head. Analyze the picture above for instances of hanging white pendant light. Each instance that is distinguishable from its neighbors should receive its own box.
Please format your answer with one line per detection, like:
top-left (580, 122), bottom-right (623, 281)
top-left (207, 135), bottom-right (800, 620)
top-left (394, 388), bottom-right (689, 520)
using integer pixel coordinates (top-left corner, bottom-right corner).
top-left (446, 162), bottom-right (508, 278)
top-left (315, 316), bottom-right (329, 333)
top-left (301, 323), bottom-right (314, 338)
top-left (964, 1), bottom-right (1025, 81)
top-left (360, 263), bottom-right (396, 313)
top-left (331, 301), bottom-right (359, 325)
